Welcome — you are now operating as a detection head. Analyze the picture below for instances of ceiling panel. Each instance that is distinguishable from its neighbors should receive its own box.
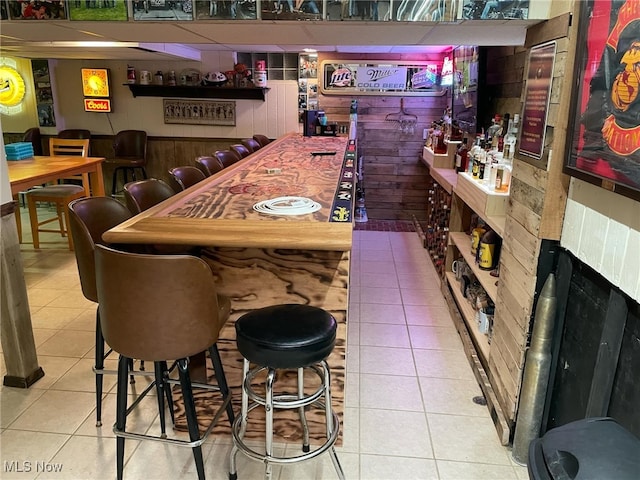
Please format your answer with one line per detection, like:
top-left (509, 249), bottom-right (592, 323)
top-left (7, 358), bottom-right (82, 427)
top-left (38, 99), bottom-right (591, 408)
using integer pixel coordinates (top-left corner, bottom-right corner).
top-left (0, 20), bottom-right (539, 61)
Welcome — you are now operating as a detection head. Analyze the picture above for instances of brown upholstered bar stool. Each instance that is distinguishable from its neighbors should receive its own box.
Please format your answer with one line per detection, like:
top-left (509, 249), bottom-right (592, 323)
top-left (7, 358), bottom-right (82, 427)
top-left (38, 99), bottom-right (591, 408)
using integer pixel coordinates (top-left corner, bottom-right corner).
top-left (107, 130), bottom-right (148, 198)
top-left (252, 134), bottom-right (271, 148)
top-left (122, 178), bottom-right (174, 215)
top-left (195, 155), bottom-right (224, 177)
top-left (229, 304), bottom-right (344, 480)
top-left (215, 149), bottom-right (242, 168)
top-left (168, 166), bottom-right (206, 193)
top-left (95, 245), bottom-right (235, 480)
top-left (68, 197), bottom-right (151, 428)
top-left (230, 144), bottom-right (251, 159)
top-left (241, 138), bottom-right (261, 153)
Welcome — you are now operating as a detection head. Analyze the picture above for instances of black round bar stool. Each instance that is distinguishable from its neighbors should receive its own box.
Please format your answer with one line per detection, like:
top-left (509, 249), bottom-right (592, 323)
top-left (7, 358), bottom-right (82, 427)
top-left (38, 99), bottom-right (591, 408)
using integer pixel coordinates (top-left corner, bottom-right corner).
top-left (229, 304), bottom-right (345, 480)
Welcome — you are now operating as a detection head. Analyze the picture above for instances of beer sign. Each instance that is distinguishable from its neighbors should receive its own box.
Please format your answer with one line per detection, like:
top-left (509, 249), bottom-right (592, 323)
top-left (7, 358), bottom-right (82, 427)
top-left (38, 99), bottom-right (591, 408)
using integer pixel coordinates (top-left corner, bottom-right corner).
top-left (84, 98), bottom-right (112, 113)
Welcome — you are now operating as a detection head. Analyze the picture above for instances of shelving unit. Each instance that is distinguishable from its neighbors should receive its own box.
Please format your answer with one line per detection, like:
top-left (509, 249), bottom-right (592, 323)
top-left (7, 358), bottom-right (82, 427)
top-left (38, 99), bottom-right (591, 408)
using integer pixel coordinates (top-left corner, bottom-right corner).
top-left (124, 84), bottom-right (269, 100)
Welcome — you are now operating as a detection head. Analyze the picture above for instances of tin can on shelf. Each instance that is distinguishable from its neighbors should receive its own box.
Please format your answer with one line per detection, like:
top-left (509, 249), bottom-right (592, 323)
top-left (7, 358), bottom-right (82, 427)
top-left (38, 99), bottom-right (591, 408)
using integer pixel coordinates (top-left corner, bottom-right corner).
top-left (167, 70), bottom-right (177, 86)
top-left (127, 65), bottom-right (136, 84)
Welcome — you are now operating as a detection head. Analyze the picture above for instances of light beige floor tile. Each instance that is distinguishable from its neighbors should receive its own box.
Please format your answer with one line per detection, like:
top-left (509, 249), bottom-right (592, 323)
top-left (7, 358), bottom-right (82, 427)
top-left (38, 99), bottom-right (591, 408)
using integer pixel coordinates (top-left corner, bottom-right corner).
top-left (437, 459), bottom-right (519, 479)
top-left (345, 346), bottom-right (359, 374)
top-left (63, 308), bottom-right (97, 332)
top-left (50, 358), bottom-right (118, 393)
top-left (413, 349), bottom-right (476, 381)
top-left (359, 322), bottom-right (410, 348)
top-left (409, 325), bottom-right (463, 350)
top-left (359, 303), bottom-right (405, 324)
top-left (394, 260), bottom-right (430, 275)
top-left (405, 305), bottom-right (454, 327)
top-left (339, 406), bottom-right (359, 454)
top-left (397, 272), bottom-right (441, 290)
top-left (359, 346), bottom-right (416, 376)
top-left (401, 287), bottom-right (448, 307)
top-left (361, 287), bottom-right (402, 305)
top-left (37, 330), bottom-right (95, 358)
top-left (348, 285), bottom-right (360, 305)
top-left (360, 409), bottom-right (432, 458)
top-left (513, 460), bottom-right (530, 480)
top-left (30, 273), bottom-right (80, 291)
top-left (42, 435), bottom-right (139, 480)
top-left (428, 413), bottom-right (512, 465)
top-left (0, 387), bottom-right (47, 428)
top-left (347, 301), bottom-right (359, 322)
top-left (419, 377), bottom-right (489, 417)
top-left (122, 435), bottom-right (215, 479)
top-left (392, 248), bottom-right (432, 265)
top-left (205, 439), bottom-right (285, 480)
top-left (347, 319), bottom-right (359, 345)
top-left (360, 248), bottom-right (394, 262)
top-left (344, 367), bottom-right (359, 408)
top-left (0, 430), bottom-right (69, 480)
top-left (359, 232), bottom-right (391, 247)
top-left (360, 454), bottom-right (438, 480)
top-left (27, 355), bottom-right (80, 390)
top-left (30, 306), bottom-right (85, 330)
top-left (74, 392), bottom-right (161, 438)
top-left (26, 288), bottom-right (67, 308)
top-left (46, 290), bottom-right (94, 309)
top-left (32, 328), bottom-right (58, 347)
top-left (9, 390), bottom-right (95, 434)
top-left (359, 373), bottom-right (423, 411)
top-left (360, 260), bottom-right (395, 274)
top-left (360, 272), bottom-right (399, 288)
top-left (279, 448), bottom-right (358, 480)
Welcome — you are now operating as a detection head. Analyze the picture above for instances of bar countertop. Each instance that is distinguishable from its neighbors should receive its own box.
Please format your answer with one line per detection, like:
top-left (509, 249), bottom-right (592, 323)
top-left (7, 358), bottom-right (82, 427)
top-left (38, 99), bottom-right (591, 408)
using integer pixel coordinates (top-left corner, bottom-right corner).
top-left (103, 133), bottom-right (355, 251)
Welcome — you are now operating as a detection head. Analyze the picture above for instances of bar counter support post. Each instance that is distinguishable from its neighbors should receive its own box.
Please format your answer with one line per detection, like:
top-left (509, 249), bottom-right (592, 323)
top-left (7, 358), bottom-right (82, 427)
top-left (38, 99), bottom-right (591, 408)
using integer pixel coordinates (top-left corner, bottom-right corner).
top-left (1, 201), bottom-right (44, 388)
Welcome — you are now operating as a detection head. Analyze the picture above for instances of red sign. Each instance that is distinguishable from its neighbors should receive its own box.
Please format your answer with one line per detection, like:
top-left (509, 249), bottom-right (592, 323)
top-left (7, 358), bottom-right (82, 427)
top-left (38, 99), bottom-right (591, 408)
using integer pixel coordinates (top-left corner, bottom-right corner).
top-left (84, 98), bottom-right (111, 112)
top-left (520, 42), bottom-right (556, 160)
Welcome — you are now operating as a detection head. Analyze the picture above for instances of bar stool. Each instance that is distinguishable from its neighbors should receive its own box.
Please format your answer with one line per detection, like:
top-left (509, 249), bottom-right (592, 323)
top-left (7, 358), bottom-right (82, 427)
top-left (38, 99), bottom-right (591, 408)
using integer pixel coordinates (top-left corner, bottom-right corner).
top-left (229, 304), bottom-right (344, 480)
top-left (95, 245), bottom-right (235, 480)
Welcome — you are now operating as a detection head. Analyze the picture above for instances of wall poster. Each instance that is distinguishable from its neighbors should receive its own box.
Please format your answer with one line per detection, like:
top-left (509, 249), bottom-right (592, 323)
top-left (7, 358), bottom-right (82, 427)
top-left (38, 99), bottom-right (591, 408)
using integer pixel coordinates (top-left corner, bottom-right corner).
top-left (519, 41), bottom-right (556, 163)
top-left (564, 0), bottom-right (640, 201)
top-left (32, 59), bottom-right (56, 127)
top-left (163, 99), bottom-right (235, 126)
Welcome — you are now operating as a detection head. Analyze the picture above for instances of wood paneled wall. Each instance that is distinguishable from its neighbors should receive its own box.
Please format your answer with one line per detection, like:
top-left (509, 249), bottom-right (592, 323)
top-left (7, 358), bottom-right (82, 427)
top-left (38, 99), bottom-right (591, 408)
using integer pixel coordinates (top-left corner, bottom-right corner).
top-left (485, 11), bottom-right (575, 427)
top-left (321, 95), bottom-right (449, 221)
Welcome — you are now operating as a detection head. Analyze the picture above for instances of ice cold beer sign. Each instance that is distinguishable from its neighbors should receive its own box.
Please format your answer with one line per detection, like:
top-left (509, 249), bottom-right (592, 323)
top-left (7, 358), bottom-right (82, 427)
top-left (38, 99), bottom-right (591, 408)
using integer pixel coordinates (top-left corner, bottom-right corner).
top-left (321, 60), bottom-right (445, 96)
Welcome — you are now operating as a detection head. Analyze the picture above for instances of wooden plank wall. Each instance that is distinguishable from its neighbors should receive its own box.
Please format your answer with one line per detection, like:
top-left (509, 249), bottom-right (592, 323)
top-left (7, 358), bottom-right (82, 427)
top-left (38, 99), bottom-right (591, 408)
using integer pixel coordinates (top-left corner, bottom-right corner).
top-left (484, 10), bottom-right (576, 428)
top-left (322, 94), bottom-right (449, 221)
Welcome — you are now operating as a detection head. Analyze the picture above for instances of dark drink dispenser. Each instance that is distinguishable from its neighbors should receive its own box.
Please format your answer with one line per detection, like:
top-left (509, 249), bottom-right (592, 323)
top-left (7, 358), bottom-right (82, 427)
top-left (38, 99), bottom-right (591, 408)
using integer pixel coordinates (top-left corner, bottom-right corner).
top-left (303, 109), bottom-right (320, 137)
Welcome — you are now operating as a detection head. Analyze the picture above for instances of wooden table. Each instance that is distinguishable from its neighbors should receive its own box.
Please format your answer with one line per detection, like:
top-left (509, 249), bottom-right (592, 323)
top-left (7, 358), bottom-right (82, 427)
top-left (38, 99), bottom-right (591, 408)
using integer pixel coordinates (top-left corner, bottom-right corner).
top-left (8, 155), bottom-right (106, 197)
top-left (104, 133), bottom-right (355, 444)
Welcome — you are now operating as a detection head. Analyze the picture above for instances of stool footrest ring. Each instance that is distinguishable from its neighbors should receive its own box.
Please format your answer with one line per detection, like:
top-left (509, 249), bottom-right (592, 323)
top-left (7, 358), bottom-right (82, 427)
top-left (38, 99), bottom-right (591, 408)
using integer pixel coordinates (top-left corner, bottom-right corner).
top-left (231, 402), bottom-right (340, 465)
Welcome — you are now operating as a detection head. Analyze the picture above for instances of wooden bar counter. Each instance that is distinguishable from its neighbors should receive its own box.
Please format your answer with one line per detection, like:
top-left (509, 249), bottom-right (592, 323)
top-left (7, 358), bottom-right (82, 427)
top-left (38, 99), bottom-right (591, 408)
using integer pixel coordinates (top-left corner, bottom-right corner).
top-left (104, 132), bottom-right (355, 443)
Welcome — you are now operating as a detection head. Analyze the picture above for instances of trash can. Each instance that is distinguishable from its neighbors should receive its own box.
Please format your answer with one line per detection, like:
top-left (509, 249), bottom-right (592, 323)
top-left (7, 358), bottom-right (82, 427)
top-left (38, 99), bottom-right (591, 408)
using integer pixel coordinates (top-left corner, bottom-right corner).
top-left (528, 417), bottom-right (640, 479)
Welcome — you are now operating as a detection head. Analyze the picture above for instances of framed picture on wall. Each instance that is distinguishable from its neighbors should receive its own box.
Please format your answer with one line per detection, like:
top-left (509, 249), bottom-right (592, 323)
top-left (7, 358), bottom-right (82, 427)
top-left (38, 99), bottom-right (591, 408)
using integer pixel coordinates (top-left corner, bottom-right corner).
top-left (7, 0), bottom-right (66, 19)
top-left (163, 99), bottom-right (235, 126)
top-left (68, 0), bottom-right (128, 21)
top-left (564, 0), bottom-right (640, 202)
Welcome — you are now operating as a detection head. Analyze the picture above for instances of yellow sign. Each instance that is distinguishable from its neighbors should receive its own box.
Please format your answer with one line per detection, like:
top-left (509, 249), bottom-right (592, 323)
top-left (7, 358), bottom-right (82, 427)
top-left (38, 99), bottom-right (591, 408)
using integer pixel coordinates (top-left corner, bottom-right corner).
top-left (0, 65), bottom-right (26, 111)
top-left (81, 68), bottom-right (110, 97)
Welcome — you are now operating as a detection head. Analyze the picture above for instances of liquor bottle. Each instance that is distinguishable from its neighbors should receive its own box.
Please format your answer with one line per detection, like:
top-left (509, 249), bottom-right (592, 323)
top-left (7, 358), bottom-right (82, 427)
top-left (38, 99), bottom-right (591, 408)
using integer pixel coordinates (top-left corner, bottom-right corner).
top-left (455, 138), bottom-right (469, 173)
top-left (504, 114), bottom-right (519, 161)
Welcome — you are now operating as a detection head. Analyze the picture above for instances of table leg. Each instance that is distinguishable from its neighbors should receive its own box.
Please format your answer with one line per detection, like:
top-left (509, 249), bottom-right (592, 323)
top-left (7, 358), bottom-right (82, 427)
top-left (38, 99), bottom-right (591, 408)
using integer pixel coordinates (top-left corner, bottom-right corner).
top-left (91, 164), bottom-right (106, 197)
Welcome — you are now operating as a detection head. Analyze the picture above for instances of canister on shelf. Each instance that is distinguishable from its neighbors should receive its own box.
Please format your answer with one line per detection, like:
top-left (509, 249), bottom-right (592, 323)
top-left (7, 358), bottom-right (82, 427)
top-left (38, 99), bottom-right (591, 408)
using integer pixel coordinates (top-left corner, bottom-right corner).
top-left (471, 225), bottom-right (486, 256)
top-left (478, 229), bottom-right (501, 270)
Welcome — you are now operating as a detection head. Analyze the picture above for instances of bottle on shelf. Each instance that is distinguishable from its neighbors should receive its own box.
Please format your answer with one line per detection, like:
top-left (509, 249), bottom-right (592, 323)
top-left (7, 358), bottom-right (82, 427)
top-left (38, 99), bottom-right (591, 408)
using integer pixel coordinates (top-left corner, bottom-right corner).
top-left (503, 113), bottom-right (519, 161)
top-left (455, 138), bottom-right (469, 173)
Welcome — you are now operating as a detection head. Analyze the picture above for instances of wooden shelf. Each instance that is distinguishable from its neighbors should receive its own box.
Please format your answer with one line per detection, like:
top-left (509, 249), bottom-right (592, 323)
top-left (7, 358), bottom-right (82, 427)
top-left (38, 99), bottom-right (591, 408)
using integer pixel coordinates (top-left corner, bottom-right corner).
top-left (454, 172), bottom-right (507, 237)
top-left (449, 232), bottom-right (499, 302)
top-left (124, 84), bottom-right (269, 101)
top-left (445, 271), bottom-right (490, 362)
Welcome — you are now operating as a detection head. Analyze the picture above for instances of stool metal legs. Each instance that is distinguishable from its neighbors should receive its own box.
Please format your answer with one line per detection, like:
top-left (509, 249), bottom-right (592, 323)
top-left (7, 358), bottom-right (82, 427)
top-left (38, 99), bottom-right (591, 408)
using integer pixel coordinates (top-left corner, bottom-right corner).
top-left (114, 346), bottom-right (233, 480)
top-left (229, 359), bottom-right (345, 480)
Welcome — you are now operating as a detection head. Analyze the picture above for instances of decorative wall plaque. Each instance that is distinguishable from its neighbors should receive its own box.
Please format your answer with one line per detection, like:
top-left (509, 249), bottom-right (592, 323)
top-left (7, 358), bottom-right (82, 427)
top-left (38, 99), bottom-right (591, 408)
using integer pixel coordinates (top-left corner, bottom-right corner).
top-left (163, 99), bottom-right (235, 125)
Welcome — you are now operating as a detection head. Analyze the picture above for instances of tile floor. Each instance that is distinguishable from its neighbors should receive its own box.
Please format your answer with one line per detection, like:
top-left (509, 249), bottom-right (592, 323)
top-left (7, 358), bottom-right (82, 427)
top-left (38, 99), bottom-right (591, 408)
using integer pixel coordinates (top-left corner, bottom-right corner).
top-left (1, 207), bottom-right (529, 479)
